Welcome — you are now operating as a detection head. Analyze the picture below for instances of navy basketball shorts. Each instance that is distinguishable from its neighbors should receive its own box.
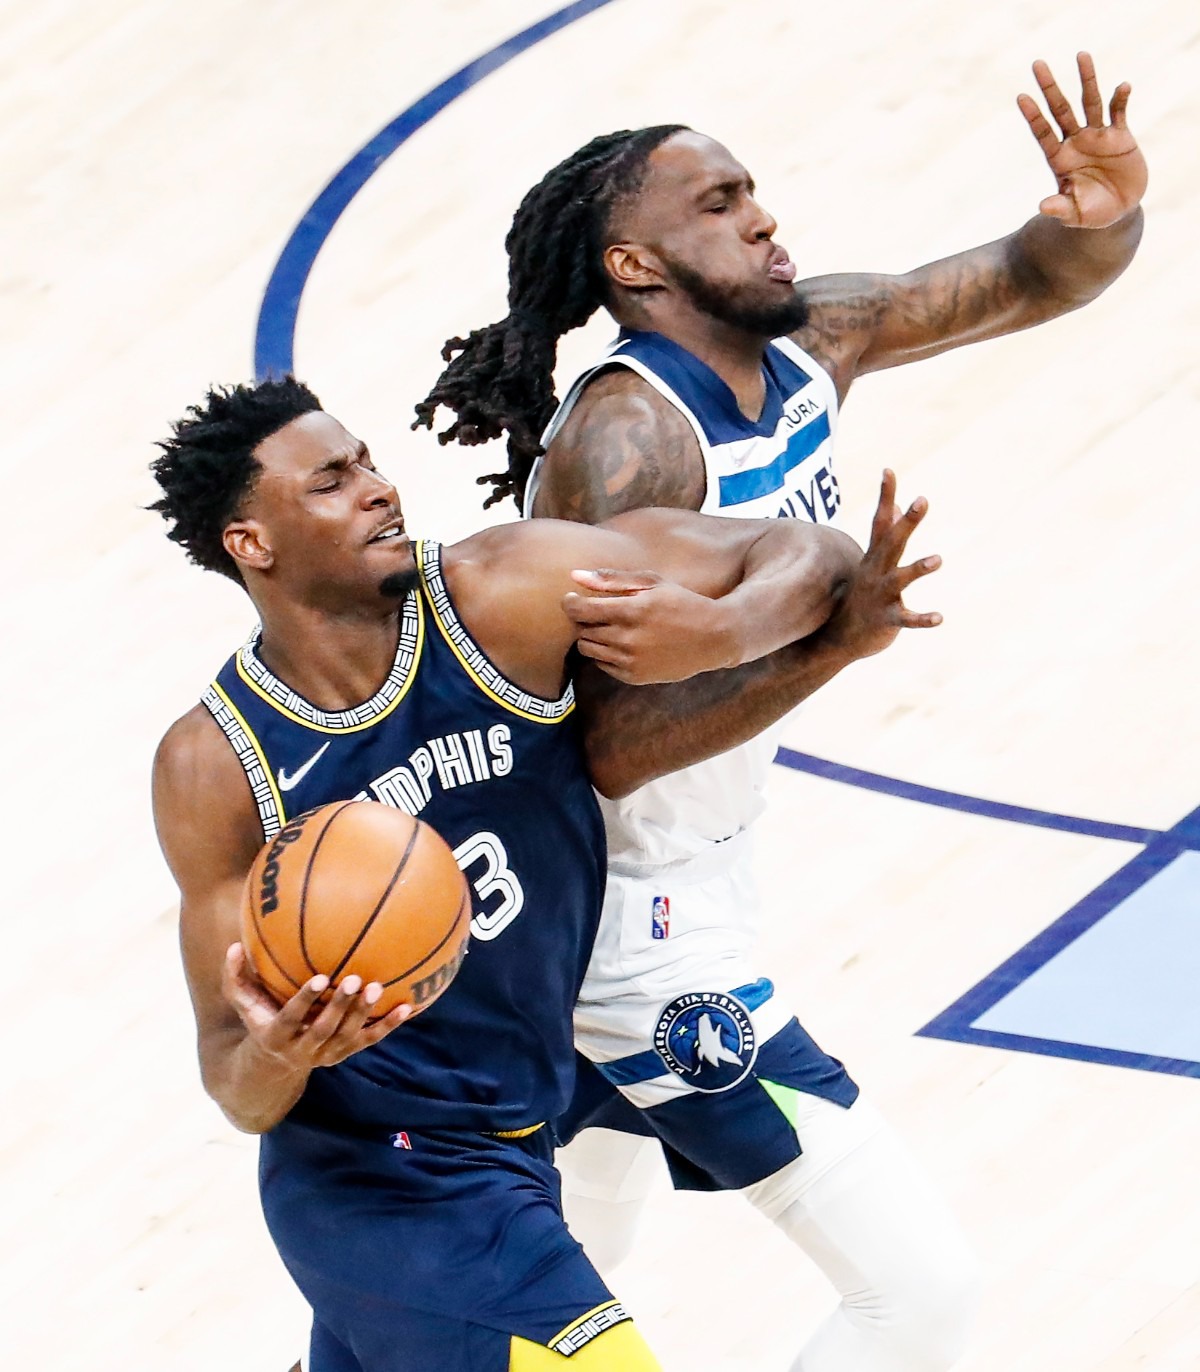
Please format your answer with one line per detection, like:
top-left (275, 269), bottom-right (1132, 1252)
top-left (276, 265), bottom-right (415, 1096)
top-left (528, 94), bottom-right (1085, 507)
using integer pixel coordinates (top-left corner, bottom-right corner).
top-left (558, 1001), bottom-right (860, 1191)
top-left (260, 1119), bottom-right (661, 1371)
top-left (565, 847), bottom-right (860, 1190)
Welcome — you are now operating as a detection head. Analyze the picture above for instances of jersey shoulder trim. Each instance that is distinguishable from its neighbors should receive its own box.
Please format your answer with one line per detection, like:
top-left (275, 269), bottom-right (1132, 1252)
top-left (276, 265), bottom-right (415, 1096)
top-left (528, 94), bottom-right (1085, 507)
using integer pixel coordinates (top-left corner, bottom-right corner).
top-left (418, 539), bottom-right (575, 724)
top-left (232, 592), bottom-right (424, 735)
top-left (201, 681), bottom-right (284, 840)
top-left (770, 335), bottom-right (840, 422)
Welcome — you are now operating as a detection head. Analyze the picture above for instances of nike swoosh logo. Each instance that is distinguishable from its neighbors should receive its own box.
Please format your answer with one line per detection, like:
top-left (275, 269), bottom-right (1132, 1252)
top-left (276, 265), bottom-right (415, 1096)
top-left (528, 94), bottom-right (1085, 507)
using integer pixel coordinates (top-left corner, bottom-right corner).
top-left (278, 741), bottom-right (331, 792)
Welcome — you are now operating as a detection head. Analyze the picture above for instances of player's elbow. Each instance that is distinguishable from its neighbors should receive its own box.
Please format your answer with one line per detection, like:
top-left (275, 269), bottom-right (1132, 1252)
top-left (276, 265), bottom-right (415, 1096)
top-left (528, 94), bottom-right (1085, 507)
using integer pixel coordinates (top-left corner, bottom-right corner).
top-left (206, 1074), bottom-right (282, 1135)
top-left (586, 747), bottom-right (643, 802)
top-left (820, 527), bottom-right (863, 586)
top-left (805, 528), bottom-right (861, 629)
top-left (198, 1031), bottom-right (283, 1135)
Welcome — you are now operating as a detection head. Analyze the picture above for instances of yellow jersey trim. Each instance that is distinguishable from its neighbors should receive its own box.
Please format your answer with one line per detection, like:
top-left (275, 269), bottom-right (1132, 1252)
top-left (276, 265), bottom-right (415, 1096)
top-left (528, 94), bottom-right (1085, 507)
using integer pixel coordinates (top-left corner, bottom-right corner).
top-left (510, 1318), bottom-right (658, 1368)
top-left (232, 592), bottom-right (424, 735)
top-left (417, 539), bottom-right (575, 725)
top-left (203, 681), bottom-right (286, 839)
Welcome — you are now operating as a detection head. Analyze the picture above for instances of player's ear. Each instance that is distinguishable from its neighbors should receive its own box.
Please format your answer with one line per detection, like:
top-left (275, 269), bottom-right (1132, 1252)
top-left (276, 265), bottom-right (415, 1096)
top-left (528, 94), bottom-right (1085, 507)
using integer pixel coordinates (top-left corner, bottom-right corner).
top-left (604, 242), bottom-right (664, 292)
top-left (224, 519), bottom-right (274, 573)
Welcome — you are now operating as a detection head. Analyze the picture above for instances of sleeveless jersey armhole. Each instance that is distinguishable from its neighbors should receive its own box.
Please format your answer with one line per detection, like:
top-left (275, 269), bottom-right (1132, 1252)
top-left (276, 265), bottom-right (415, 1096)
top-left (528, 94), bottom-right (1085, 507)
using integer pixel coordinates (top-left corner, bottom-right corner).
top-left (416, 539), bottom-right (576, 725)
top-left (201, 680), bottom-right (283, 841)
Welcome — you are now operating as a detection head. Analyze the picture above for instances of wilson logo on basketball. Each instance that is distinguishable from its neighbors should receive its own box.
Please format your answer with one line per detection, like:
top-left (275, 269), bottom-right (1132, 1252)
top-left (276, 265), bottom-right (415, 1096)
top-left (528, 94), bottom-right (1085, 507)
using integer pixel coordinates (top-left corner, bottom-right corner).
top-left (258, 815), bottom-right (311, 915)
top-left (410, 938), bottom-right (470, 1007)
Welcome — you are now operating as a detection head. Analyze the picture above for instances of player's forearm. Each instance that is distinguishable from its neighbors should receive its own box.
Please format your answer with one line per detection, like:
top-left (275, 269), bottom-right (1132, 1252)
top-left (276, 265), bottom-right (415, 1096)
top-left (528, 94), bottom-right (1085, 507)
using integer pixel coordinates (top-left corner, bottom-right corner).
top-left (580, 631), bottom-right (858, 799)
top-left (1008, 207), bottom-right (1143, 312)
top-left (203, 1032), bottom-right (310, 1134)
top-left (717, 525), bottom-right (860, 667)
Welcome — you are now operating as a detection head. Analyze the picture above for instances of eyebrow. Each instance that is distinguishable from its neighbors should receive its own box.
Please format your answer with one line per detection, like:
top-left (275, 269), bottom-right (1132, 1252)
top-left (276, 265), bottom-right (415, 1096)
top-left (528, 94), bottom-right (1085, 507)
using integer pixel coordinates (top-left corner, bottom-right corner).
top-left (312, 440), bottom-right (369, 476)
top-left (697, 173), bottom-right (755, 202)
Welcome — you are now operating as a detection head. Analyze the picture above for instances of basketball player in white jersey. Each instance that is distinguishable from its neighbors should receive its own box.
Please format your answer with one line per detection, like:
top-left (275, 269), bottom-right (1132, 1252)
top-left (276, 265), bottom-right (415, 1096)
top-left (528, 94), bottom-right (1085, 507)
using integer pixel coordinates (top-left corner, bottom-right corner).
top-left (416, 54), bottom-right (1148, 1372)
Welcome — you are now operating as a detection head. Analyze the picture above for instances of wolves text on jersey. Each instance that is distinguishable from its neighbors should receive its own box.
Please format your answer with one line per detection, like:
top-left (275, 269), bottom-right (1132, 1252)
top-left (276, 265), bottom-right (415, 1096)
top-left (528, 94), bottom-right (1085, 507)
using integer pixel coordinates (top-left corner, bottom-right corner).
top-left (777, 463), bottom-right (840, 522)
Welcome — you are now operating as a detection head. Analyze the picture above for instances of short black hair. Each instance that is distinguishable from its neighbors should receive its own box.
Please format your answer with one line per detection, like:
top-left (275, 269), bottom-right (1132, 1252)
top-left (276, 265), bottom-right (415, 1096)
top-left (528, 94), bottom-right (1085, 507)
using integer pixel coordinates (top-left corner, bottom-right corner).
top-left (414, 125), bottom-right (688, 509)
top-left (149, 377), bottom-right (322, 581)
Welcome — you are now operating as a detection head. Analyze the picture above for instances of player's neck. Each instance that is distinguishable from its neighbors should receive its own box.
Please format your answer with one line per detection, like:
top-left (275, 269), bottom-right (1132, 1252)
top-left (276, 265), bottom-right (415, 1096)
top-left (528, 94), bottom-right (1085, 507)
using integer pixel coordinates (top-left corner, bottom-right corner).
top-left (627, 301), bottom-right (768, 421)
top-left (255, 599), bottom-right (403, 712)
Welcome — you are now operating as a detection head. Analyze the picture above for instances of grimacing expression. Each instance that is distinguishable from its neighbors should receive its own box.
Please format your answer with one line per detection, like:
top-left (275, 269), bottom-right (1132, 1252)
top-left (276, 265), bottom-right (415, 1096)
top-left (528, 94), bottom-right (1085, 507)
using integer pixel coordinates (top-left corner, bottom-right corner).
top-left (227, 410), bottom-right (417, 603)
top-left (613, 131), bottom-right (809, 336)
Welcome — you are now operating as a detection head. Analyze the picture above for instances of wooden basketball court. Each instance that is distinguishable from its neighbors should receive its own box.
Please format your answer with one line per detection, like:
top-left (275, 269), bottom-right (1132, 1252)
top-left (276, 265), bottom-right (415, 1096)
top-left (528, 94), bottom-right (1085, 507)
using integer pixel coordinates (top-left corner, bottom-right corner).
top-left (4, 1), bottom-right (1198, 1368)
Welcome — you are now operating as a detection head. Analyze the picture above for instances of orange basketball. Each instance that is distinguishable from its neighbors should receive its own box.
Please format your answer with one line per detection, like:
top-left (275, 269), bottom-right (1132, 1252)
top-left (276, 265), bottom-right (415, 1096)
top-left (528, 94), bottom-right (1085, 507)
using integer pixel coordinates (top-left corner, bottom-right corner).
top-left (241, 800), bottom-right (472, 1019)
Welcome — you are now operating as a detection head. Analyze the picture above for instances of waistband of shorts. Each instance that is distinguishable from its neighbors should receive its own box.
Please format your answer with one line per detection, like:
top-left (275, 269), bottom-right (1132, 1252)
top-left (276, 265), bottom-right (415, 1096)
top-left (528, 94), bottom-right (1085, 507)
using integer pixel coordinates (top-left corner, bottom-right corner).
top-left (489, 1122), bottom-right (545, 1139)
top-left (281, 1104), bottom-right (545, 1147)
top-left (606, 826), bottom-right (750, 882)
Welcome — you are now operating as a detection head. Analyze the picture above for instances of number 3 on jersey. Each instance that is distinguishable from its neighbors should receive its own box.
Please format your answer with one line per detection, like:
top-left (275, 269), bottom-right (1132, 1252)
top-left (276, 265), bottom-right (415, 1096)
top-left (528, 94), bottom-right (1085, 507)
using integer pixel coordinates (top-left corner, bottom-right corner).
top-left (453, 831), bottom-right (525, 941)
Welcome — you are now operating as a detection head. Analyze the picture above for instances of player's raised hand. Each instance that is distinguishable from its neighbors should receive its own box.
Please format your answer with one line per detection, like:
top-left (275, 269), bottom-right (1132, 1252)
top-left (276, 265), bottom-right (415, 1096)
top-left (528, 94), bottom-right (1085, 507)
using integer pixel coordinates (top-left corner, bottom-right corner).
top-left (821, 470), bottom-right (941, 661)
top-left (222, 942), bottom-right (412, 1070)
top-left (564, 568), bottom-right (739, 684)
top-left (1017, 52), bottom-right (1148, 228)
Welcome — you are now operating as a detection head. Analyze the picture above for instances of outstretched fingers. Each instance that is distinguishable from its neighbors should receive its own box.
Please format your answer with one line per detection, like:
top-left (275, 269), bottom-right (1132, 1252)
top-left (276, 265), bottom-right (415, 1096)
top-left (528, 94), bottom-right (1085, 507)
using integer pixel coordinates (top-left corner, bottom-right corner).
top-left (1109, 80), bottom-right (1132, 129)
top-left (1033, 58), bottom-right (1081, 137)
top-left (876, 496), bottom-right (930, 568)
top-left (889, 554), bottom-right (943, 630)
top-left (1076, 51), bottom-right (1105, 128)
top-left (1017, 92), bottom-right (1061, 161)
top-left (869, 468), bottom-right (899, 545)
top-left (894, 553), bottom-right (942, 589)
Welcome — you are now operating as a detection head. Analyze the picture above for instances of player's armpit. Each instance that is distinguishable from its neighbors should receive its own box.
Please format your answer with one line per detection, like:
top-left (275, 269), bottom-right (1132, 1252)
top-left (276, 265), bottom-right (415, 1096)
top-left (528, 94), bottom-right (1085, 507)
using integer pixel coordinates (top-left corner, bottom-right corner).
top-left (530, 369), bottom-right (706, 523)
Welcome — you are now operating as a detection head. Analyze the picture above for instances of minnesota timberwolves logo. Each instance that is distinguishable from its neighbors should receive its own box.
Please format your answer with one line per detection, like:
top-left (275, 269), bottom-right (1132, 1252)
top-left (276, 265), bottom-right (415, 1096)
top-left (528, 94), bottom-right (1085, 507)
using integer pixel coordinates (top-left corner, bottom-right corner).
top-left (653, 991), bottom-right (757, 1092)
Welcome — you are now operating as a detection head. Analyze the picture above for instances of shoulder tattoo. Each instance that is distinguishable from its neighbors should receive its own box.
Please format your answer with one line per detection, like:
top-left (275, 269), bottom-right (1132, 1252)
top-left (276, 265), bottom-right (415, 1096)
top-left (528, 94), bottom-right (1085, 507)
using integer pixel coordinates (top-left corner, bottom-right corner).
top-left (534, 373), bottom-right (706, 523)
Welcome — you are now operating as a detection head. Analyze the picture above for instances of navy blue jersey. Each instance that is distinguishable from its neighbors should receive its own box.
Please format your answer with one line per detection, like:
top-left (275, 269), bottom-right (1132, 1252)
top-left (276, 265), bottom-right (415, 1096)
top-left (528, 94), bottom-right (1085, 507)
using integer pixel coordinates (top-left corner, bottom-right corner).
top-left (203, 540), bottom-right (606, 1134)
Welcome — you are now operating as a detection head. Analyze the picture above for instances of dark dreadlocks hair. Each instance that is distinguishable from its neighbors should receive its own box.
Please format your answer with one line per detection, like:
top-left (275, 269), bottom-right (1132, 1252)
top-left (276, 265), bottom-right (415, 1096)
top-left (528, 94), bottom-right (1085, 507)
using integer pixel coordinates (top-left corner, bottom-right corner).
top-left (413, 124), bottom-right (689, 509)
top-left (149, 377), bottom-right (323, 582)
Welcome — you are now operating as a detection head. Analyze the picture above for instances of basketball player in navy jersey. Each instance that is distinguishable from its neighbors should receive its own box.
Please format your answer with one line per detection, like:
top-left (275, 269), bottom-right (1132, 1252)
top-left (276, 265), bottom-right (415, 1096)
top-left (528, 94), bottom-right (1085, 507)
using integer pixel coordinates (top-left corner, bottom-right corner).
top-left (416, 54), bottom-right (1148, 1372)
top-left (151, 378), bottom-right (940, 1372)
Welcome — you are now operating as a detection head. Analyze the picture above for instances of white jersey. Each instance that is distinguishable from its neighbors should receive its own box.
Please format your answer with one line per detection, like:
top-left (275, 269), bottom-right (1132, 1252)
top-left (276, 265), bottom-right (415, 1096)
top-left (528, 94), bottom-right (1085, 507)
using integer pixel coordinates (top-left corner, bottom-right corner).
top-left (526, 328), bottom-right (840, 869)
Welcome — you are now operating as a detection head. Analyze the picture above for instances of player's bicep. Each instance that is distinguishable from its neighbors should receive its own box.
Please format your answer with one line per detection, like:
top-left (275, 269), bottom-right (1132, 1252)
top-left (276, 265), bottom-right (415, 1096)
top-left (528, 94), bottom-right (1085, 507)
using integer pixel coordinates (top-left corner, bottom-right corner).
top-left (592, 508), bottom-right (757, 597)
top-left (153, 709), bottom-right (262, 1034)
top-left (532, 379), bottom-right (705, 523)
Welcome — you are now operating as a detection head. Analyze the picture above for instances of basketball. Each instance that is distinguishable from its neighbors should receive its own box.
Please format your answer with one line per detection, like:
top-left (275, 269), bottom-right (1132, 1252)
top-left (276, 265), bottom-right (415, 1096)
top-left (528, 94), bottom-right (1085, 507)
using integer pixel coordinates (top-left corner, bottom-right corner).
top-left (241, 800), bottom-right (472, 1018)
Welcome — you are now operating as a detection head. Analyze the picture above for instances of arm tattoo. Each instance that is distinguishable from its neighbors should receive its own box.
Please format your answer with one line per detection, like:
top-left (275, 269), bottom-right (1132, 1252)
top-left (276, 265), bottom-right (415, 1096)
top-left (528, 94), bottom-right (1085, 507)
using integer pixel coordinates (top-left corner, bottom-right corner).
top-left (579, 633), bottom-right (854, 799)
top-left (794, 211), bottom-right (1140, 385)
top-left (533, 373), bottom-right (706, 523)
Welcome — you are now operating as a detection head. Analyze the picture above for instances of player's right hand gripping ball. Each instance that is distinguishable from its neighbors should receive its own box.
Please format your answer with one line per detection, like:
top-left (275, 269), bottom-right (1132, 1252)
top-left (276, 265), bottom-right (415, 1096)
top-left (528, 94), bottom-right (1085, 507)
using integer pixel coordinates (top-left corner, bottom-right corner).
top-left (241, 801), bottom-right (472, 1019)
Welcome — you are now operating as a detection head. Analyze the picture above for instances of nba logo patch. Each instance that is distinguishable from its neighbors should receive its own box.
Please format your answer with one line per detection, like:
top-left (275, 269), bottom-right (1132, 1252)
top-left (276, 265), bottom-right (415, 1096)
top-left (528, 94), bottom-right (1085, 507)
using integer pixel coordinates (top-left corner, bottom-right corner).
top-left (390, 1131), bottom-right (412, 1150)
top-left (651, 895), bottom-right (670, 939)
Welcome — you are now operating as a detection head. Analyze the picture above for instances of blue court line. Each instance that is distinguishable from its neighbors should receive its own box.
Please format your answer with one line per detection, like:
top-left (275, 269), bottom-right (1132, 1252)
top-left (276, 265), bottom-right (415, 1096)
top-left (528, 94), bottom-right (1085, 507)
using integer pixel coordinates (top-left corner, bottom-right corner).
top-left (917, 802), bottom-right (1200, 1078)
top-left (254, 0), bottom-right (619, 379)
top-left (773, 747), bottom-right (1162, 846)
